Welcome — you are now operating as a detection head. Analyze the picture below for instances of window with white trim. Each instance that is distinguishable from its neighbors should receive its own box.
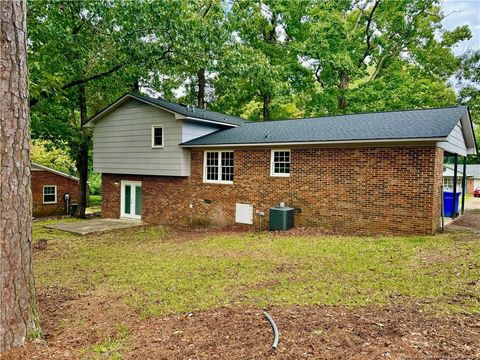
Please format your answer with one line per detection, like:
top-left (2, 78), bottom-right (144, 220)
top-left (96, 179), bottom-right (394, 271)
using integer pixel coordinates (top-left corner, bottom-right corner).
top-left (151, 125), bottom-right (164, 148)
top-left (271, 150), bottom-right (291, 177)
top-left (43, 185), bottom-right (57, 204)
top-left (204, 151), bottom-right (234, 184)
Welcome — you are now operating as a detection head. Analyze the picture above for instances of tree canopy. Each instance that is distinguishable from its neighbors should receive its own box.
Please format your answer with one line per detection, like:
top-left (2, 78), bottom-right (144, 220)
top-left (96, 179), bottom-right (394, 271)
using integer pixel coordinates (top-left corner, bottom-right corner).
top-left (28, 0), bottom-right (479, 169)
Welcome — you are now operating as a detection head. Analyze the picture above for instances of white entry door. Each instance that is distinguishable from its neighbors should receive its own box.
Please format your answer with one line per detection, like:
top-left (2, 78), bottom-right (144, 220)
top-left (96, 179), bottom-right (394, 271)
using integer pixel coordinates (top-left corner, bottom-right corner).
top-left (120, 181), bottom-right (142, 220)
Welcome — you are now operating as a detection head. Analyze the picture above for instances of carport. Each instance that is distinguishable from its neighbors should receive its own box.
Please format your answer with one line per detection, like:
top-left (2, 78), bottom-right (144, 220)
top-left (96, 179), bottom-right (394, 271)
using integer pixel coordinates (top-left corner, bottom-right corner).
top-left (439, 108), bottom-right (477, 221)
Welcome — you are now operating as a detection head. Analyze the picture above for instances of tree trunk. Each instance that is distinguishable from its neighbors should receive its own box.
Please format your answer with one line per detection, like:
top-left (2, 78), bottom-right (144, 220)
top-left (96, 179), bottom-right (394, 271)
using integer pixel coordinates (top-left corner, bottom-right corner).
top-left (262, 94), bottom-right (271, 121)
top-left (0, 0), bottom-right (39, 352)
top-left (197, 68), bottom-right (206, 109)
top-left (337, 70), bottom-right (349, 111)
top-left (76, 85), bottom-right (89, 219)
top-left (132, 79), bottom-right (140, 94)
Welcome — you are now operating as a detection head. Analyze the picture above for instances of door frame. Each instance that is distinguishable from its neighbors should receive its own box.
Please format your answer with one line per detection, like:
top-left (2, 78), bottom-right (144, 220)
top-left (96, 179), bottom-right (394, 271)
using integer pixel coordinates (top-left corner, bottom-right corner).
top-left (120, 180), bottom-right (142, 220)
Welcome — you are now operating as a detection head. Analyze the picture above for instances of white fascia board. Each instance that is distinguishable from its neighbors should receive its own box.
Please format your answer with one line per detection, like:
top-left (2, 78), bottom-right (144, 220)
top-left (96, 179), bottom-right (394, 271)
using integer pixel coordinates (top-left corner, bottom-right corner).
top-left (181, 137), bottom-right (446, 148)
top-left (460, 112), bottom-right (478, 155)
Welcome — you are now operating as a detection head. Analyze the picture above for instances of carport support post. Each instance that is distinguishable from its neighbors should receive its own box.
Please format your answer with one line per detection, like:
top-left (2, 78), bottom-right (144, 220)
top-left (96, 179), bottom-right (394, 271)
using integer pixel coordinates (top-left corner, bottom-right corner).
top-left (461, 156), bottom-right (467, 215)
top-left (452, 154), bottom-right (458, 219)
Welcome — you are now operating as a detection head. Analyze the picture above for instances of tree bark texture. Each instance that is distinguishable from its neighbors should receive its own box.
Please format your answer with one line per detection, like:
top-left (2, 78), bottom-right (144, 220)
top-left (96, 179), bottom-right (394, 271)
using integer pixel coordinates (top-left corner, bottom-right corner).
top-left (197, 68), bottom-right (206, 109)
top-left (0, 0), bottom-right (39, 352)
top-left (337, 70), bottom-right (349, 111)
top-left (262, 94), bottom-right (271, 121)
top-left (76, 85), bottom-right (89, 219)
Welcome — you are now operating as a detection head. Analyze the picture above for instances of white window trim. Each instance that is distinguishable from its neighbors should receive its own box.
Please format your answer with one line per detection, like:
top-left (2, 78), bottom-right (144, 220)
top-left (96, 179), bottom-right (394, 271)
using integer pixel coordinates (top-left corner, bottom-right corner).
top-left (203, 151), bottom-right (234, 185)
top-left (270, 149), bottom-right (291, 177)
top-left (43, 185), bottom-right (57, 204)
top-left (151, 124), bottom-right (164, 148)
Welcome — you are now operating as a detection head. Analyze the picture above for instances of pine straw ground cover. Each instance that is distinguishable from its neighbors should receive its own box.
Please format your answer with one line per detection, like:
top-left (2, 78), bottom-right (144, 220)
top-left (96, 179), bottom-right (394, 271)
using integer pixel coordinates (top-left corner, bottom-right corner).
top-left (2, 216), bottom-right (480, 360)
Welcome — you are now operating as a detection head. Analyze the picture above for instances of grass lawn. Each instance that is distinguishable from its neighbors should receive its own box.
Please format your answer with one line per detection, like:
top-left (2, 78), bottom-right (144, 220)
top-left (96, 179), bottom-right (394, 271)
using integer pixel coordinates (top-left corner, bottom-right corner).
top-left (87, 194), bottom-right (102, 214)
top-left (34, 219), bottom-right (480, 318)
top-left (17, 218), bottom-right (478, 359)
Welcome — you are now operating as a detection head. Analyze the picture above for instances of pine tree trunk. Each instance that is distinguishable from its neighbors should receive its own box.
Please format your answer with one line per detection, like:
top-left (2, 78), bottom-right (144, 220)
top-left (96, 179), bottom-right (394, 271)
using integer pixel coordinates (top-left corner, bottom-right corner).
top-left (76, 85), bottom-right (89, 219)
top-left (262, 94), bottom-right (271, 121)
top-left (197, 68), bottom-right (206, 109)
top-left (0, 0), bottom-right (39, 351)
top-left (337, 70), bottom-right (349, 111)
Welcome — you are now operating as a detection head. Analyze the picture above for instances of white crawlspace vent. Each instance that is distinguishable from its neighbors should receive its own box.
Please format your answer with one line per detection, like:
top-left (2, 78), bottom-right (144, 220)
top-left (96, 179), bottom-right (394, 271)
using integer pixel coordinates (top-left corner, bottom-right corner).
top-left (235, 203), bottom-right (253, 225)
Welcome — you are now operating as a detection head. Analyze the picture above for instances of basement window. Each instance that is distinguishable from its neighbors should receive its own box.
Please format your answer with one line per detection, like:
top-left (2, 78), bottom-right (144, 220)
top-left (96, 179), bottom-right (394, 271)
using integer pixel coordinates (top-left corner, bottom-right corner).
top-left (204, 151), bottom-right (234, 184)
top-left (151, 125), bottom-right (164, 148)
top-left (271, 150), bottom-right (291, 177)
top-left (43, 185), bottom-right (57, 204)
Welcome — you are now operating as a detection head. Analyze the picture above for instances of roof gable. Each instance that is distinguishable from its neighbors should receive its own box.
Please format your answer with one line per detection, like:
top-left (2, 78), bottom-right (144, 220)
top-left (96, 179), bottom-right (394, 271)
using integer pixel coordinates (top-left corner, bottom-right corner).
top-left (84, 93), bottom-right (246, 128)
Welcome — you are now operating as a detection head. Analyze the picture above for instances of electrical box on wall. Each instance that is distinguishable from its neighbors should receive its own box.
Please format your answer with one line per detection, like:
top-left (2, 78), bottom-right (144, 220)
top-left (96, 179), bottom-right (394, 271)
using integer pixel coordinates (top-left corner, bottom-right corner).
top-left (235, 203), bottom-right (253, 224)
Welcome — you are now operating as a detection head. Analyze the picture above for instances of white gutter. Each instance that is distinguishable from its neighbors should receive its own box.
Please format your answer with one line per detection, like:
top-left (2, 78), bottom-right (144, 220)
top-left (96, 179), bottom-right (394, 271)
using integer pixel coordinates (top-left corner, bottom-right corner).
top-left (180, 137), bottom-right (447, 148)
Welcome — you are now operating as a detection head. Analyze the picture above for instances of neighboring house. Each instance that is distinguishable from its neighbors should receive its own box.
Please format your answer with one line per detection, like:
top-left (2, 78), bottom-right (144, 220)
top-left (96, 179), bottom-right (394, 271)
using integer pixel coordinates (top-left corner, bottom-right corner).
top-left (443, 164), bottom-right (480, 194)
top-left (442, 164), bottom-right (464, 190)
top-left (466, 165), bottom-right (480, 193)
top-left (31, 162), bottom-right (79, 217)
top-left (84, 93), bottom-right (477, 235)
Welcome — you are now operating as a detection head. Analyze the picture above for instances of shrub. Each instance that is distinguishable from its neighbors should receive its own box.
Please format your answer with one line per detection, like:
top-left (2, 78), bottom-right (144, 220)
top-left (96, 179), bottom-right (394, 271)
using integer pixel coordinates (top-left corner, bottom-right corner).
top-left (89, 172), bottom-right (102, 195)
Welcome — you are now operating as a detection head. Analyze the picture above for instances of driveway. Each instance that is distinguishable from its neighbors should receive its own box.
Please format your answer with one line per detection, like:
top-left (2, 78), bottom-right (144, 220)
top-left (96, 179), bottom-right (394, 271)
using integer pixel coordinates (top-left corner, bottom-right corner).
top-left (464, 196), bottom-right (480, 211)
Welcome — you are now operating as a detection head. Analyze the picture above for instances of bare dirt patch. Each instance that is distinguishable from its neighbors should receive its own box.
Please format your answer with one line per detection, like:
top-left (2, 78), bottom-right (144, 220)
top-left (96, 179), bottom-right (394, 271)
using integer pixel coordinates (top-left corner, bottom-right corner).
top-left (164, 225), bottom-right (251, 243)
top-left (127, 305), bottom-right (480, 360)
top-left (2, 289), bottom-right (479, 360)
top-left (452, 209), bottom-right (480, 231)
top-left (33, 238), bottom-right (48, 251)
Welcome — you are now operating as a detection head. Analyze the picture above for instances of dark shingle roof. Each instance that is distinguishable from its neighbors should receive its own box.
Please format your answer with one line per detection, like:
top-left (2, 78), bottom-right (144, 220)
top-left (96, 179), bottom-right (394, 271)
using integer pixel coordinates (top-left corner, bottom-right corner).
top-left (135, 94), bottom-right (246, 126)
top-left (181, 106), bottom-right (468, 146)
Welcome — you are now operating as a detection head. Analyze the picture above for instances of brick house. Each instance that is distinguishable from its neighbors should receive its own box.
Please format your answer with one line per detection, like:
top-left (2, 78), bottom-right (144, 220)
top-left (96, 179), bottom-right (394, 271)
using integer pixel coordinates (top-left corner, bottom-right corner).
top-left (465, 165), bottom-right (480, 194)
top-left (84, 94), bottom-right (477, 234)
top-left (31, 162), bottom-right (79, 217)
top-left (443, 164), bottom-right (480, 194)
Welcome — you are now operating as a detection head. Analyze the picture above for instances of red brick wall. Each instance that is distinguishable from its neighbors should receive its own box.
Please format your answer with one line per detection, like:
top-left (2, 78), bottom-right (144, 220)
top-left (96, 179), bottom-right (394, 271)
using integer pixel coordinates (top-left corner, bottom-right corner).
top-left (31, 171), bottom-right (79, 217)
top-left (102, 145), bottom-right (444, 234)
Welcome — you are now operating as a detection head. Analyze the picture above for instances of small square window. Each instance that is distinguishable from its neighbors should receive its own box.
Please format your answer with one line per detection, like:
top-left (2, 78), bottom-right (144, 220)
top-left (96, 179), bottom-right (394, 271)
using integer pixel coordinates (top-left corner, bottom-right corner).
top-left (151, 125), bottom-right (164, 148)
top-left (43, 185), bottom-right (57, 204)
top-left (271, 150), bottom-right (291, 177)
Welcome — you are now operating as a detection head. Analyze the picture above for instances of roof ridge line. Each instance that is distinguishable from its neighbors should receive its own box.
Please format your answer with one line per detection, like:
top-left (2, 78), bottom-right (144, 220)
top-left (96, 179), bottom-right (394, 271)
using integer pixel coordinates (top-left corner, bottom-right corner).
top-left (134, 93), bottom-right (246, 122)
top-left (243, 105), bottom-right (467, 124)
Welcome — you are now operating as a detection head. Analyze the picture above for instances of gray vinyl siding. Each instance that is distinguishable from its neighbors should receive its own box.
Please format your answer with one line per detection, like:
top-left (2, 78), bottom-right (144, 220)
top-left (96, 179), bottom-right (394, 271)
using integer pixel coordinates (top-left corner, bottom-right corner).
top-left (437, 120), bottom-right (468, 156)
top-left (93, 99), bottom-right (191, 176)
top-left (182, 120), bottom-right (221, 143)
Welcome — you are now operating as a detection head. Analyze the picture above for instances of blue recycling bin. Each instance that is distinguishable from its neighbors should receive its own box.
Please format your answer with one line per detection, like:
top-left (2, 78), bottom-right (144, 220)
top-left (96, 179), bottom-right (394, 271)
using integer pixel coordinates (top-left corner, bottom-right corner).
top-left (443, 191), bottom-right (461, 217)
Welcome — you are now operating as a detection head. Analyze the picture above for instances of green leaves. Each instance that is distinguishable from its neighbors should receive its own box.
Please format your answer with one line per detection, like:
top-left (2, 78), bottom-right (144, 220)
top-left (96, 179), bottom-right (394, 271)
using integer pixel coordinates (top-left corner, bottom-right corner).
top-left (28, 0), bottom-right (476, 140)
